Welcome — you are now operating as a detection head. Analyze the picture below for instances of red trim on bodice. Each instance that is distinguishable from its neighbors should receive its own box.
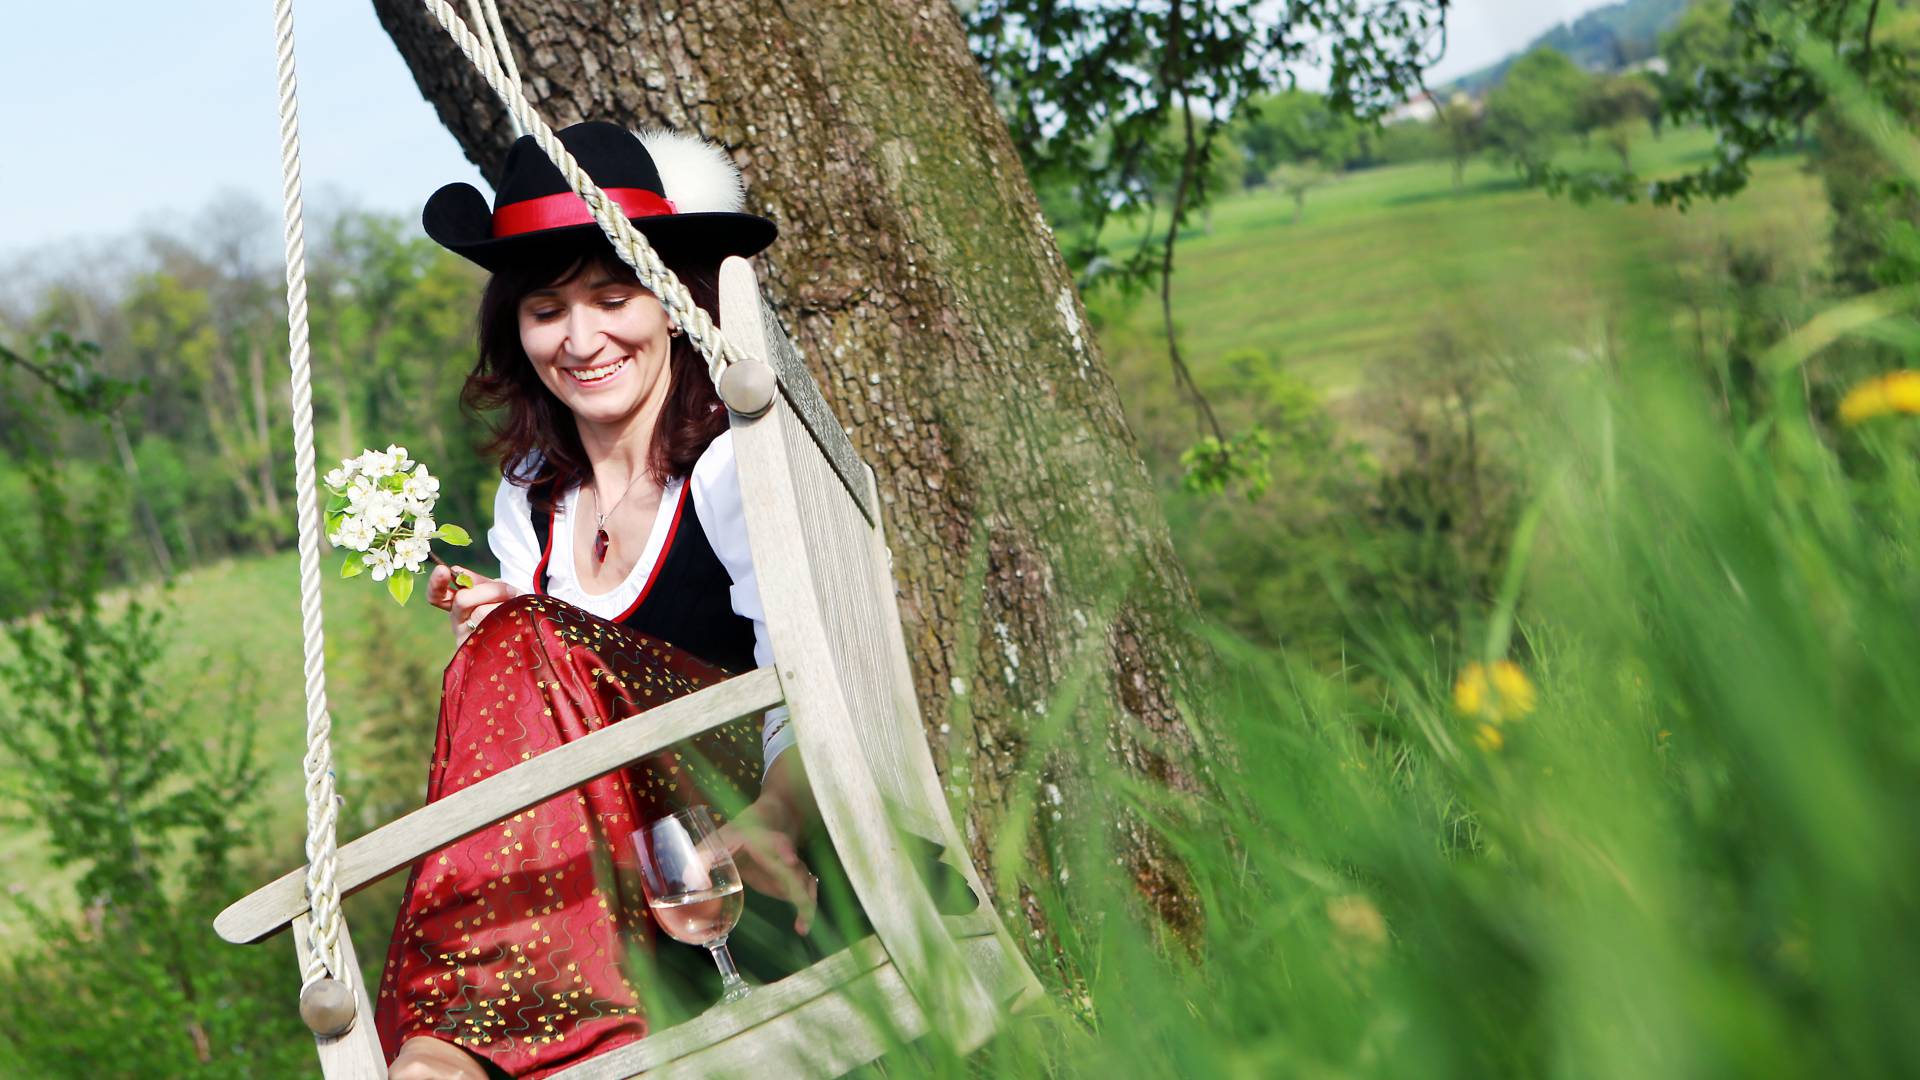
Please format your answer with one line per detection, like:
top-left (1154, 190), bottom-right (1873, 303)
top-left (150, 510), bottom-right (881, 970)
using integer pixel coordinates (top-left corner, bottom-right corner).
top-left (612, 482), bottom-right (689, 624)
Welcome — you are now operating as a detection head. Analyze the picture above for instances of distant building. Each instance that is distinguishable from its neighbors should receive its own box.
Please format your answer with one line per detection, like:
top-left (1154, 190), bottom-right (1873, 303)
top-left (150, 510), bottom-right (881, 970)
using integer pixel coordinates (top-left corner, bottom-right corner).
top-left (1385, 91), bottom-right (1476, 126)
top-left (1386, 97), bottom-right (1438, 125)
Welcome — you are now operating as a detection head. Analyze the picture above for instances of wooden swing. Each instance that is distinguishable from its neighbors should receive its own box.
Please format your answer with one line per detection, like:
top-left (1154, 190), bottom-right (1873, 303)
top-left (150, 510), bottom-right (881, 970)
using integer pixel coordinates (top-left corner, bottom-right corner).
top-left (217, 1), bottom-right (1042, 1075)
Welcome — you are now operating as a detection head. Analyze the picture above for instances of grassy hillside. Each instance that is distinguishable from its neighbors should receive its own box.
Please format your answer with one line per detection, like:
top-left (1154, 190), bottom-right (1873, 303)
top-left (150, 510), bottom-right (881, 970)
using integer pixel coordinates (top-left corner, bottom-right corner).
top-left (1098, 126), bottom-right (1828, 459)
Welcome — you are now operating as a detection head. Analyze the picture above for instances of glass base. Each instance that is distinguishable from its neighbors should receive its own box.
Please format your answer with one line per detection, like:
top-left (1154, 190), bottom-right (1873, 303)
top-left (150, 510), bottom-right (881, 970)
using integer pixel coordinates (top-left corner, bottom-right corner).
top-left (709, 940), bottom-right (753, 1005)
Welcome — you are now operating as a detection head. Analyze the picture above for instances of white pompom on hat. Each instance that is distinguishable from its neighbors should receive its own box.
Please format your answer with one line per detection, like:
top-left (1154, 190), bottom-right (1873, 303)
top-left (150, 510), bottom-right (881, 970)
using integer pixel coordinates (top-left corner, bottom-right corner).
top-left (422, 121), bottom-right (775, 272)
top-left (634, 128), bottom-right (748, 215)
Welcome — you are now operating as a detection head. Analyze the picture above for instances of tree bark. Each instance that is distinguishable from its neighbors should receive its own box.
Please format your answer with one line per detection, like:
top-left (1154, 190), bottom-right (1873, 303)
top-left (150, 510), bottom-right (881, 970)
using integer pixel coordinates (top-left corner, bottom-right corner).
top-left (372, 0), bottom-right (1208, 930)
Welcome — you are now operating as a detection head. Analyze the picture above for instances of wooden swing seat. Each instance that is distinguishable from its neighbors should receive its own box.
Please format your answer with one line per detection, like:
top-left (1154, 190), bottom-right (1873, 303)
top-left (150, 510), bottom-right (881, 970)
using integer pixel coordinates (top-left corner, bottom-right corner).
top-left (216, 257), bottom-right (1042, 1077)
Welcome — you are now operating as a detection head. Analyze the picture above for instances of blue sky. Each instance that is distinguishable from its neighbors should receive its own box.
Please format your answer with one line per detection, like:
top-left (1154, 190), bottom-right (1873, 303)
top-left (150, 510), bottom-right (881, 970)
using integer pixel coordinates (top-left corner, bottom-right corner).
top-left (0, 0), bottom-right (1610, 261)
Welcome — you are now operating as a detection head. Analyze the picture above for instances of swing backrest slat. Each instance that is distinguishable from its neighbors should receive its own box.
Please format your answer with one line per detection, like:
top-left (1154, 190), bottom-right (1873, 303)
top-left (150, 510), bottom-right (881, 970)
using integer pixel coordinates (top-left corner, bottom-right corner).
top-left (721, 256), bottom-right (1004, 1048)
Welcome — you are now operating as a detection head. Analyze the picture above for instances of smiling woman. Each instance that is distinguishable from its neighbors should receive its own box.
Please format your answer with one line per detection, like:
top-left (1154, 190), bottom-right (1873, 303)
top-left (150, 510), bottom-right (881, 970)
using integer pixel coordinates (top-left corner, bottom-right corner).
top-left (371, 122), bottom-right (823, 1080)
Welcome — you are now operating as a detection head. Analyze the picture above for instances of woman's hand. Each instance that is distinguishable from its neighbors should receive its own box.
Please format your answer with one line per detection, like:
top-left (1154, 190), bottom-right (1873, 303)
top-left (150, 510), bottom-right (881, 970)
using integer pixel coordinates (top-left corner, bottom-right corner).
top-left (716, 797), bottom-right (818, 936)
top-left (427, 564), bottom-right (519, 645)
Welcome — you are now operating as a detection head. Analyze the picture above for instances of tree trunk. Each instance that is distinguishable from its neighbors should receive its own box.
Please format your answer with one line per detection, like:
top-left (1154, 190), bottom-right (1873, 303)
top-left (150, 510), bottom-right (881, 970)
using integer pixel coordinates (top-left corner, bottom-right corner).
top-left (109, 415), bottom-right (175, 579)
top-left (246, 340), bottom-right (283, 520)
top-left (372, 0), bottom-right (1208, 930)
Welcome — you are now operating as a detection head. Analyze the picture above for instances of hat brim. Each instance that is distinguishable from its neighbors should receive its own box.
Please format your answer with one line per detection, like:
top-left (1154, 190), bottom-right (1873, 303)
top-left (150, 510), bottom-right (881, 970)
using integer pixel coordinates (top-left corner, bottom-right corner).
top-left (423, 182), bottom-right (777, 274)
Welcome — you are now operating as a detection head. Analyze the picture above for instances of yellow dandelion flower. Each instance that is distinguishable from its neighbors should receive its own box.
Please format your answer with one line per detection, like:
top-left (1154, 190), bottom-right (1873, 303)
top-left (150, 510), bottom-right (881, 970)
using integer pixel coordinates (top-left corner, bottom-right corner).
top-left (1473, 722), bottom-right (1505, 752)
top-left (1453, 659), bottom-right (1537, 725)
top-left (1838, 370), bottom-right (1920, 425)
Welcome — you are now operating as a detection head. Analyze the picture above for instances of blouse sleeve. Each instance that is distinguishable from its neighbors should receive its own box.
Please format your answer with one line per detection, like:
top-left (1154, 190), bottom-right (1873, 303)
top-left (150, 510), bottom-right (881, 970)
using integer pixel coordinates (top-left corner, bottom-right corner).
top-left (689, 429), bottom-right (794, 774)
top-left (488, 473), bottom-right (542, 596)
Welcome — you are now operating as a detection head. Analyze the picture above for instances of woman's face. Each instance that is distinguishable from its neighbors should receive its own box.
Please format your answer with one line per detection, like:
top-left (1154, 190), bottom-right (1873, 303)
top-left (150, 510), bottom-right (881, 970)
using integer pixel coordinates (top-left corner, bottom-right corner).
top-left (516, 266), bottom-right (674, 431)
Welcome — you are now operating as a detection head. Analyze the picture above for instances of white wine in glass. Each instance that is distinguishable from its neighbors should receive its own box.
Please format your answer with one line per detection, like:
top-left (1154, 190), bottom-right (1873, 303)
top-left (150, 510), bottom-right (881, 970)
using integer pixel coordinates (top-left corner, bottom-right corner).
top-left (635, 806), bottom-right (752, 1003)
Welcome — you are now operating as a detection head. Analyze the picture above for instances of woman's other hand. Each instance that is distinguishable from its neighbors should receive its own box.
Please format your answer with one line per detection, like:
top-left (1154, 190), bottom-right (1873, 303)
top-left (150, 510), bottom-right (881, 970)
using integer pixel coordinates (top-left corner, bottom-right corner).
top-left (427, 564), bottom-right (518, 644)
top-left (716, 798), bottom-right (818, 936)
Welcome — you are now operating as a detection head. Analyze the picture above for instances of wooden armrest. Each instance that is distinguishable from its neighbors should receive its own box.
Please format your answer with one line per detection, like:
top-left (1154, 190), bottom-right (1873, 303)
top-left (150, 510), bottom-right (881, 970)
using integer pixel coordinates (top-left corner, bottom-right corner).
top-left (215, 667), bottom-right (784, 945)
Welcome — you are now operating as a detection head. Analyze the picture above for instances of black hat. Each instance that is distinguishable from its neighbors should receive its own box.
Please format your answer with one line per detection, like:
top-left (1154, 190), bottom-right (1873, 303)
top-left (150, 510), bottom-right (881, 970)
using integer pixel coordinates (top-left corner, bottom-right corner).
top-left (423, 121), bottom-right (777, 272)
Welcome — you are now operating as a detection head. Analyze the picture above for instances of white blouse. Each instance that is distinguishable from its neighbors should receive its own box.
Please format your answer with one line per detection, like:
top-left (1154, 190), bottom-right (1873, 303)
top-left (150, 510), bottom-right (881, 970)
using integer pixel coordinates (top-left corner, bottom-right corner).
top-left (486, 431), bottom-right (793, 770)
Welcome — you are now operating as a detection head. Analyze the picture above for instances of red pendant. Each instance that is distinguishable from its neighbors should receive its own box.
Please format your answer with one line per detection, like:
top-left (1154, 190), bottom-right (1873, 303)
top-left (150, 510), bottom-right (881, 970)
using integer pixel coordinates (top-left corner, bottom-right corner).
top-left (593, 528), bottom-right (610, 564)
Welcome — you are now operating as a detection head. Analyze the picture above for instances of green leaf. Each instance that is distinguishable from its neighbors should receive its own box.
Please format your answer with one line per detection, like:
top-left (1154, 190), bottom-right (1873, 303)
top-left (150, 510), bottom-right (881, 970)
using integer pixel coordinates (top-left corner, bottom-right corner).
top-left (436, 523), bottom-right (473, 546)
top-left (454, 572), bottom-right (476, 589)
top-left (388, 570), bottom-right (414, 606)
top-left (326, 491), bottom-right (348, 514)
top-left (326, 510), bottom-right (346, 535)
top-left (340, 552), bottom-right (364, 579)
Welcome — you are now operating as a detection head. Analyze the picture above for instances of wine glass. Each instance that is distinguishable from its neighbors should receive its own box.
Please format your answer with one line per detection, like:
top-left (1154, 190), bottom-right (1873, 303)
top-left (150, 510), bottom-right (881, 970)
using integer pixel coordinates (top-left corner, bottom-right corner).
top-left (633, 806), bottom-right (751, 1004)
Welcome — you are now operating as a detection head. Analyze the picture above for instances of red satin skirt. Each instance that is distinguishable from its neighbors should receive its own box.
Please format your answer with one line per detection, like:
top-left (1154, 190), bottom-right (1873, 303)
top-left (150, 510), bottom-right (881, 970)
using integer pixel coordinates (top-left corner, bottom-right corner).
top-left (373, 594), bottom-right (763, 1077)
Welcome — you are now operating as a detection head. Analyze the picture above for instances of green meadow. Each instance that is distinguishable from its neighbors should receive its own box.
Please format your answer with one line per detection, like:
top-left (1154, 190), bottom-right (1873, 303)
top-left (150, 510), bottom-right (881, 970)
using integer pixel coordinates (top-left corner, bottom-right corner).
top-left (1099, 126), bottom-right (1828, 452)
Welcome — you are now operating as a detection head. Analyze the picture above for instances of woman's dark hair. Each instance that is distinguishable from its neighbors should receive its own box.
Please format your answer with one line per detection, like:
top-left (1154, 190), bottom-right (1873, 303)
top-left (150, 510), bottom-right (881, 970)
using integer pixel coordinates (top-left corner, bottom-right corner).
top-left (463, 243), bottom-right (727, 513)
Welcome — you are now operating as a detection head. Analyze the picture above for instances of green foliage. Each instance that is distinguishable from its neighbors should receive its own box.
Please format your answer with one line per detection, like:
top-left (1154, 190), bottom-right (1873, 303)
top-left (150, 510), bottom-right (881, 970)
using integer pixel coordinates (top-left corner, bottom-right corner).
top-left (1179, 424), bottom-right (1275, 500)
top-left (1, 201), bottom-right (489, 604)
top-left (1482, 47), bottom-right (1594, 170)
top-left (967, 0), bottom-right (1447, 285)
top-left (1234, 90), bottom-right (1366, 183)
top-left (1531, 1), bottom-right (1897, 207)
top-left (0, 359), bottom-right (308, 1076)
top-left (1661, 0), bottom-right (1743, 88)
top-left (1805, 9), bottom-right (1920, 291)
top-left (1366, 114), bottom-right (1453, 166)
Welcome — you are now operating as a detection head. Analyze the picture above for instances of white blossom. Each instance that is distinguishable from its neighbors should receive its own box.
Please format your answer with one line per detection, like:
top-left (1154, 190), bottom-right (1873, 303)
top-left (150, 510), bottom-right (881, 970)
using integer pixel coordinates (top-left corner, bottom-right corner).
top-left (335, 516), bottom-right (376, 552)
top-left (395, 537), bottom-right (432, 573)
top-left (330, 446), bottom-right (469, 603)
top-left (363, 491), bottom-right (405, 533)
top-left (358, 448), bottom-right (397, 479)
top-left (365, 548), bottom-right (395, 581)
top-left (402, 464), bottom-right (440, 503)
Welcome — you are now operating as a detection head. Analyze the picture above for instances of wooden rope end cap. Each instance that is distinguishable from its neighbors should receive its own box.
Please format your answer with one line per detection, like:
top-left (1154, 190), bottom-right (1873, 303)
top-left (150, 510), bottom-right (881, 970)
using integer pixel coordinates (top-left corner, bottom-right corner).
top-left (719, 358), bottom-right (777, 417)
top-left (300, 977), bottom-right (357, 1037)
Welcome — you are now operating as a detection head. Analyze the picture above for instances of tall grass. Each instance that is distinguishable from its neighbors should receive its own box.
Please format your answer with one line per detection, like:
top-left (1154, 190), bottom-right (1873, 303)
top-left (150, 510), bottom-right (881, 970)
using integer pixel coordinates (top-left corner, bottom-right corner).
top-left (908, 69), bottom-right (1920, 1080)
top-left (893, 290), bottom-right (1919, 1080)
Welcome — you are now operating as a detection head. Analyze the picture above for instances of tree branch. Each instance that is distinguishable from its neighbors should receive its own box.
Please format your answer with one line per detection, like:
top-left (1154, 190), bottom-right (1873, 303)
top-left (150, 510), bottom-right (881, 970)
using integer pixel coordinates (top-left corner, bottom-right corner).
top-left (1863, 0), bottom-right (1883, 83)
top-left (1158, 12), bottom-right (1226, 445)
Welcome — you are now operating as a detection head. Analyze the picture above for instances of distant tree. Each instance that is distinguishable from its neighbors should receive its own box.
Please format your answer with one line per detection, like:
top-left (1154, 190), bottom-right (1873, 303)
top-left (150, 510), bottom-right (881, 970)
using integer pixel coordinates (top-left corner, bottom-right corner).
top-left (1580, 74), bottom-right (1663, 170)
top-left (1234, 90), bottom-right (1363, 186)
top-left (1366, 115), bottom-right (1450, 166)
top-left (1269, 161), bottom-right (1335, 223)
top-left (1658, 0), bottom-right (1742, 93)
top-left (1435, 96), bottom-right (1485, 187)
top-left (1482, 48), bottom-right (1594, 172)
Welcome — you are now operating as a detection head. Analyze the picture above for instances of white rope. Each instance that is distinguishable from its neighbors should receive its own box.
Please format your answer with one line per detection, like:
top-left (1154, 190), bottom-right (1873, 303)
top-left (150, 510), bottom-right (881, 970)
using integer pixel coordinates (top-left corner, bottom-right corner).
top-left (466, 0), bottom-right (526, 139)
top-left (269, 0), bottom-right (345, 989)
top-left (417, 0), bottom-right (745, 389)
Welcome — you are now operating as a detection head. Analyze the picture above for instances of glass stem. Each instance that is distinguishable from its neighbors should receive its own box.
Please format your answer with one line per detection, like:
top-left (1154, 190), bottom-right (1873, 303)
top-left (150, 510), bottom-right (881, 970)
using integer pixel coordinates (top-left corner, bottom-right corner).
top-left (709, 940), bottom-right (751, 1002)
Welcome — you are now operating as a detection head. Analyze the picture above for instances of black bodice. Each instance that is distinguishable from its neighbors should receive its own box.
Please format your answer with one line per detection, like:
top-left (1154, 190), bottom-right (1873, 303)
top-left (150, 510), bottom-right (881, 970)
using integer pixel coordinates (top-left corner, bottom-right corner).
top-left (528, 479), bottom-right (758, 675)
